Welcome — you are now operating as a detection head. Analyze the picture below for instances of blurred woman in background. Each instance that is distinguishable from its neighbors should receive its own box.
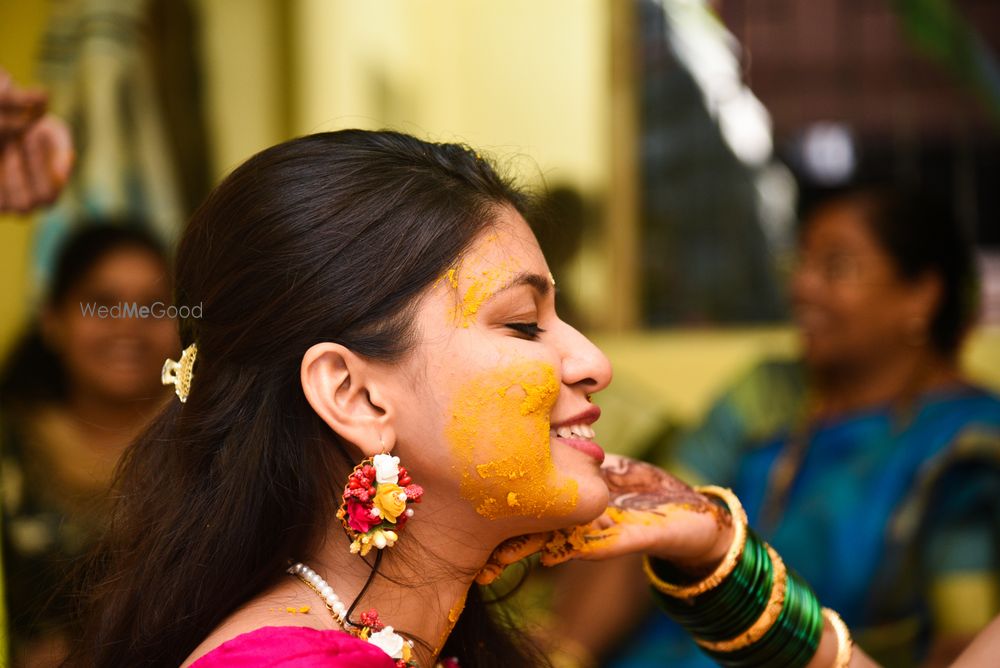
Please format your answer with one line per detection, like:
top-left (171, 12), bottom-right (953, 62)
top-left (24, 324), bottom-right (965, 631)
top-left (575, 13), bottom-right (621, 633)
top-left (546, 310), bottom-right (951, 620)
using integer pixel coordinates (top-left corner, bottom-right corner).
top-left (0, 224), bottom-right (177, 667)
top-left (599, 184), bottom-right (1000, 668)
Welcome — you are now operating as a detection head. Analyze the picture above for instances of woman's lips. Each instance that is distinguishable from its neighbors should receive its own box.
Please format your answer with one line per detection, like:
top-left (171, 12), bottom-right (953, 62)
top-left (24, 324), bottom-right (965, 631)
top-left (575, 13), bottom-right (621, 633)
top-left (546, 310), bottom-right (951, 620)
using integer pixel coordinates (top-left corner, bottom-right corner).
top-left (550, 405), bottom-right (605, 462)
top-left (551, 433), bottom-right (606, 463)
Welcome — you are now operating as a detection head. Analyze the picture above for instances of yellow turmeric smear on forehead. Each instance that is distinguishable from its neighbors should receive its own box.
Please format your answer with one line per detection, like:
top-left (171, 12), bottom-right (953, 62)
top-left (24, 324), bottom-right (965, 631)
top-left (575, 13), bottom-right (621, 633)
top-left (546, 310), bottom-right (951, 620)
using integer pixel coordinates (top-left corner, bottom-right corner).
top-left (439, 232), bottom-right (513, 328)
top-left (445, 361), bottom-right (578, 519)
top-left (444, 263), bottom-right (511, 328)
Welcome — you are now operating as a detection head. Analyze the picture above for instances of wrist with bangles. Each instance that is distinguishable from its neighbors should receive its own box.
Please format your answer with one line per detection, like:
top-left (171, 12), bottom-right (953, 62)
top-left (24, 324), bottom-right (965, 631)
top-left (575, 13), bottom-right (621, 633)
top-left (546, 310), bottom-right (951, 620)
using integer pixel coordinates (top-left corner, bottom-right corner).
top-left (642, 486), bottom-right (854, 668)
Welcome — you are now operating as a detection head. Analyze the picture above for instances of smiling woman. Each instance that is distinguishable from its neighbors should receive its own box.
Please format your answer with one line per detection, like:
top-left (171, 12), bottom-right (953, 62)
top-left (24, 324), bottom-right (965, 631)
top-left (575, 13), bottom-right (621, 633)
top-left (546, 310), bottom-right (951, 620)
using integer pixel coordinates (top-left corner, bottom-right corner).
top-left (64, 130), bottom-right (617, 668)
top-left (66, 130), bottom-right (855, 668)
top-left (0, 224), bottom-right (178, 666)
top-left (606, 184), bottom-right (1000, 668)
top-left (402, 214), bottom-right (613, 529)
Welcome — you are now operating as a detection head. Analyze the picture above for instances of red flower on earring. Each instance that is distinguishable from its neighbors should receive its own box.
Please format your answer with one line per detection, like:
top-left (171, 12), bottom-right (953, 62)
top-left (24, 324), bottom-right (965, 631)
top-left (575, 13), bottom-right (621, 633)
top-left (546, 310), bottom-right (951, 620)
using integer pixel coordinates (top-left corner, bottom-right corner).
top-left (337, 454), bottom-right (423, 556)
top-left (344, 499), bottom-right (380, 533)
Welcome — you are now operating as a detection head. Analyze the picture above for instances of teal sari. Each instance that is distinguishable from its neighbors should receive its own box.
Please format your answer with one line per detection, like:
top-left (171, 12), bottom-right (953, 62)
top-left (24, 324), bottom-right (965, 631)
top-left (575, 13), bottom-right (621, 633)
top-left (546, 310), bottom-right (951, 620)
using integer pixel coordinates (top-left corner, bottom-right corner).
top-left (614, 360), bottom-right (1000, 668)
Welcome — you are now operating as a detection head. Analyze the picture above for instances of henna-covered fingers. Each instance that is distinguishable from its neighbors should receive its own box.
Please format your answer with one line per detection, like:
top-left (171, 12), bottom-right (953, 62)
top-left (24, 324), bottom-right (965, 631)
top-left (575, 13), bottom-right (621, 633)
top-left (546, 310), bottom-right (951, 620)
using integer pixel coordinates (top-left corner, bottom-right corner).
top-left (475, 560), bottom-right (505, 585)
top-left (600, 454), bottom-right (712, 513)
top-left (590, 456), bottom-right (733, 567)
top-left (476, 532), bottom-right (552, 585)
top-left (539, 524), bottom-right (622, 565)
top-left (477, 458), bottom-right (731, 583)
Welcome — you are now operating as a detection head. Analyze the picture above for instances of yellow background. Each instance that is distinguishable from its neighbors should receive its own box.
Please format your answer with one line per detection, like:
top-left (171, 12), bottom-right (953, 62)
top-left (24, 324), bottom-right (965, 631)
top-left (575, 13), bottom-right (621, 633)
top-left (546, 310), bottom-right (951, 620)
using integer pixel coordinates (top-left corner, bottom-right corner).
top-left (2, 0), bottom-right (998, 427)
top-left (0, 0), bottom-right (609, 353)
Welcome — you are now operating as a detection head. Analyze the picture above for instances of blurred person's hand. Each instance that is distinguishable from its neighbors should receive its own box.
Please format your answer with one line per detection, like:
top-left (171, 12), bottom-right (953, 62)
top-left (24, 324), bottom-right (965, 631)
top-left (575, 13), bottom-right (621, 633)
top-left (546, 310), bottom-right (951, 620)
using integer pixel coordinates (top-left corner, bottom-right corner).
top-left (1, 68), bottom-right (74, 215)
top-left (0, 68), bottom-right (46, 136)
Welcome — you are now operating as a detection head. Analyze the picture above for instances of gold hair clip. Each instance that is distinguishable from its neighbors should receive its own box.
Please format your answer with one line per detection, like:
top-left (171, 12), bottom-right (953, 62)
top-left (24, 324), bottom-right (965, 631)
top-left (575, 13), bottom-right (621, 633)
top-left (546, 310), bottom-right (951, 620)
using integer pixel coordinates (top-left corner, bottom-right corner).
top-left (162, 343), bottom-right (198, 403)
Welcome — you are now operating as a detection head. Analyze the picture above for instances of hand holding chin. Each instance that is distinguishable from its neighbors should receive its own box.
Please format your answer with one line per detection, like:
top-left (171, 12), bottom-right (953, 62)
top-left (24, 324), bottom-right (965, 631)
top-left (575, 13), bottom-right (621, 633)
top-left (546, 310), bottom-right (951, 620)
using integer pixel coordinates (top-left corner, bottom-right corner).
top-left (476, 455), bottom-right (734, 585)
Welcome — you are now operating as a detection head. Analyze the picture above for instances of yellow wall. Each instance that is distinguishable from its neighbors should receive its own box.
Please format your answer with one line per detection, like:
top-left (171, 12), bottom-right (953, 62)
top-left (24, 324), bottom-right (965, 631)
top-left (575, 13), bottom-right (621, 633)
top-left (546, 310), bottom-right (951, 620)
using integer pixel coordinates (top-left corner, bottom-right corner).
top-left (194, 0), bottom-right (290, 180)
top-left (197, 0), bottom-right (611, 191)
top-left (291, 0), bottom-right (609, 191)
top-left (597, 327), bottom-right (1000, 425)
top-left (0, 0), bottom-right (50, 356)
top-left (287, 0), bottom-right (610, 323)
top-left (0, 0), bottom-right (611, 354)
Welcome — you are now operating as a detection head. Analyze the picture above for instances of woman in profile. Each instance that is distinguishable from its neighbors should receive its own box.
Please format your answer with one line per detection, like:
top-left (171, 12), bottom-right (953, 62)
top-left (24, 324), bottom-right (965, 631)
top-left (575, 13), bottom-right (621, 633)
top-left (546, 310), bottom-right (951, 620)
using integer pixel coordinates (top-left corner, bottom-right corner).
top-left (70, 131), bottom-right (858, 668)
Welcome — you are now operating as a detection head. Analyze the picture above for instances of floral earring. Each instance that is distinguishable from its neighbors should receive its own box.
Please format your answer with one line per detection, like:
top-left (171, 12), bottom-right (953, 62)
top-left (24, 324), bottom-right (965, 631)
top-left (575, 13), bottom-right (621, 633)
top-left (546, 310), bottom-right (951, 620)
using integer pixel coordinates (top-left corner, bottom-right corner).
top-left (337, 451), bottom-right (424, 556)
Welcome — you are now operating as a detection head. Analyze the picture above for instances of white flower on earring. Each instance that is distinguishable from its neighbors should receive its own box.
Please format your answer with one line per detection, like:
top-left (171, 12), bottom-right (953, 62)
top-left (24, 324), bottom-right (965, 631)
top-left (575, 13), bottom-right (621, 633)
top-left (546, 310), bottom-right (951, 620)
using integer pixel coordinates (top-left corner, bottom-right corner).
top-left (367, 626), bottom-right (405, 659)
top-left (372, 453), bottom-right (400, 484)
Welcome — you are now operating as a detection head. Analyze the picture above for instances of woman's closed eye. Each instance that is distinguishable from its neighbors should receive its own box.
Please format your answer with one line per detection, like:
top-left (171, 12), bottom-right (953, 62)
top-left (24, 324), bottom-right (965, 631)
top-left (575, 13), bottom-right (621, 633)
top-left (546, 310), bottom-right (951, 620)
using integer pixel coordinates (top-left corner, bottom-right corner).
top-left (505, 322), bottom-right (546, 339)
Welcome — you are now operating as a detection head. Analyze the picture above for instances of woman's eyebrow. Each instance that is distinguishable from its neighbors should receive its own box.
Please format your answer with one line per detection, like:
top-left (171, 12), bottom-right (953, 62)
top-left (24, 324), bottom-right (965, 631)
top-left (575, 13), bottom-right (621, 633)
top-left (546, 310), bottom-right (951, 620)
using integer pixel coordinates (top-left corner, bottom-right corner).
top-left (487, 271), bottom-right (552, 301)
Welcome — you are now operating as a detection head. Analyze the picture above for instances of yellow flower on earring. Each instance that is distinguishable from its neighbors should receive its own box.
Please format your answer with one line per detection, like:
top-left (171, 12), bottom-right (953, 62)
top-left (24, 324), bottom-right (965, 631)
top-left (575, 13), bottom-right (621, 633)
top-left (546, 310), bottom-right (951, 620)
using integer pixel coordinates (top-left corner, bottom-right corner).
top-left (373, 483), bottom-right (407, 522)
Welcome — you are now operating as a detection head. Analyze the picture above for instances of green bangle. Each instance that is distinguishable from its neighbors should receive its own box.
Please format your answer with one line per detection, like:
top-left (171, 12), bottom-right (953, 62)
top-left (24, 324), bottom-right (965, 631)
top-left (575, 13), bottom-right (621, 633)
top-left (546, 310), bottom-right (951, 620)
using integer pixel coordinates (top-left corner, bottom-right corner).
top-left (643, 486), bottom-right (824, 668)
top-left (695, 544), bottom-right (788, 651)
top-left (702, 570), bottom-right (823, 668)
top-left (651, 531), bottom-right (776, 641)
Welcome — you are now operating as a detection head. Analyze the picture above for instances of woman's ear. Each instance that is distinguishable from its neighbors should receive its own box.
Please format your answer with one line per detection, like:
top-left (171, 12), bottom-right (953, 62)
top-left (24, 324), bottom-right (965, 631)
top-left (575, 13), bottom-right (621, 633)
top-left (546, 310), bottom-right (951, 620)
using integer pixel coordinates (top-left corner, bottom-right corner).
top-left (908, 271), bottom-right (943, 324)
top-left (301, 342), bottom-right (396, 458)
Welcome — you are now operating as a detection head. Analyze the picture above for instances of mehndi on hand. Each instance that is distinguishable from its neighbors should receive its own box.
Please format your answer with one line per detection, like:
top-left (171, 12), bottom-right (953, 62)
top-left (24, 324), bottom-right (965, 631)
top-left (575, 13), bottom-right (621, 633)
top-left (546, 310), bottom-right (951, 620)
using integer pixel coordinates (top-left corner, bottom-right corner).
top-left (477, 455), bottom-right (732, 585)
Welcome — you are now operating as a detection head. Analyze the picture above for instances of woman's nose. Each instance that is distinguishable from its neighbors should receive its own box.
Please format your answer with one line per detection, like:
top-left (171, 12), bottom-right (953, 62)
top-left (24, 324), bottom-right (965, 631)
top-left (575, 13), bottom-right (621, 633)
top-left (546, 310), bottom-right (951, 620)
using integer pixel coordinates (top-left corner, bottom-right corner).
top-left (790, 260), bottom-right (821, 305)
top-left (557, 322), bottom-right (612, 393)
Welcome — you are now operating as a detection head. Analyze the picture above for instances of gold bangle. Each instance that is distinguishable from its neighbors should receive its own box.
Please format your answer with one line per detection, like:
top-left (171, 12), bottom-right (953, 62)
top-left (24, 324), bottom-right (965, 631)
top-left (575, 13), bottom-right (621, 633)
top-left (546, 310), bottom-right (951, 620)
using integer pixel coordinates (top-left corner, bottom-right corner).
top-left (695, 544), bottom-right (788, 652)
top-left (642, 485), bottom-right (749, 599)
top-left (823, 607), bottom-right (853, 668)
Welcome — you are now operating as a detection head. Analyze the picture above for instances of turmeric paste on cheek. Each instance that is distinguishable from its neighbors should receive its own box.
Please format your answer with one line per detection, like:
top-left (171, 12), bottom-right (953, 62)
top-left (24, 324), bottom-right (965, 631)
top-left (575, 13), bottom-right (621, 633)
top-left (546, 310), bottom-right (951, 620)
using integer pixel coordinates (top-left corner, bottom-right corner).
top-left (445, 362), bottom-right (578, 519)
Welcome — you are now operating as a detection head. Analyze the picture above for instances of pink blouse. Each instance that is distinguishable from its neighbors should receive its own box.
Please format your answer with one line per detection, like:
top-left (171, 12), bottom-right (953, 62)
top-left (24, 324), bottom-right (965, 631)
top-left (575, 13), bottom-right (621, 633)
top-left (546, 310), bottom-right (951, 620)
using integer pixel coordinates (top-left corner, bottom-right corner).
top-left (190, 625), bottom-right (396, 667)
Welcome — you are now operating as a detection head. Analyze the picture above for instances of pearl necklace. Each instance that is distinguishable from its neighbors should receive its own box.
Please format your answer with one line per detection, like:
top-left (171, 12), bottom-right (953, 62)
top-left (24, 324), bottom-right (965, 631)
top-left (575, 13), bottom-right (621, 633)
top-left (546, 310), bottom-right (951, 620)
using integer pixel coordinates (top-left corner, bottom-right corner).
top-left (287, 562), bottom-right (349, 626)
top-left (288, 562), bottom-right (423, 667)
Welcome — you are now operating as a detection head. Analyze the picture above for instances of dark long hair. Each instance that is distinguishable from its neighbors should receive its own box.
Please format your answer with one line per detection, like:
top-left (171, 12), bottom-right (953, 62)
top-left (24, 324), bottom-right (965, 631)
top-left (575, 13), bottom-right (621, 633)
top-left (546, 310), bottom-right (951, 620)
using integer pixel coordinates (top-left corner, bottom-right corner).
top-left (70, 130), bottom-right (548, 666)
top-left (800, 184), bottom-right (979, 357)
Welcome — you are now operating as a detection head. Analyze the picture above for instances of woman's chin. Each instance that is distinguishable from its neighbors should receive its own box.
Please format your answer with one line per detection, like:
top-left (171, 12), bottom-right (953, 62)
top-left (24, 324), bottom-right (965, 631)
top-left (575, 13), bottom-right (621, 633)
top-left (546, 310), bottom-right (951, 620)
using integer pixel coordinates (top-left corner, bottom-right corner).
top-left (575, 476), bottom-right (611, 523)
top-left (550, 449), bottom-right (610, 523)
top-left (543, 475), bottom-right (609, 532)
